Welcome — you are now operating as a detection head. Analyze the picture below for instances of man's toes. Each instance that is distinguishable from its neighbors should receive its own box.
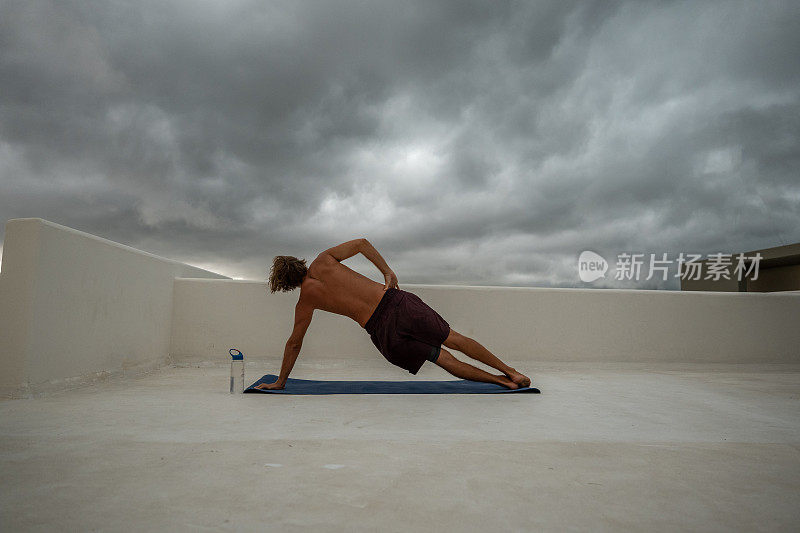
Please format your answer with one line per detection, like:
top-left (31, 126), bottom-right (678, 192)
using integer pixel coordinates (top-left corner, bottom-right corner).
top-left (509, 372), bottom-right (531, 388)
top-left (498, 377), bottom-right (518, 389)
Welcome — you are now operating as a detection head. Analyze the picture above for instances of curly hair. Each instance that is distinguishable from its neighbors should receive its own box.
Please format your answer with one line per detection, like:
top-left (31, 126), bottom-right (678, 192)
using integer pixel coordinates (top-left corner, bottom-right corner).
top-left (268, 255), bottom-right (308, 293)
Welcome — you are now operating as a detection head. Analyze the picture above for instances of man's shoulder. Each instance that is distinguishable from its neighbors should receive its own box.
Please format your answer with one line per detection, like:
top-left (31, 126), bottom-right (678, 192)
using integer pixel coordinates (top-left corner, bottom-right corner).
top-left (296, 289), bottom-right (316, 313)
top-left (298, 274), bottom-right (325, 307)
top-left (309, 253), bottom-right (345, 278)
top-left (310, 251), bottom-right (336, 267)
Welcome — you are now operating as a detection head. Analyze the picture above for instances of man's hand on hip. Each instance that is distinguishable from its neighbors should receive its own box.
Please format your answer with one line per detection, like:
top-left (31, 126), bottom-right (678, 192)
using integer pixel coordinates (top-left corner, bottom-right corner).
top-left (383, 270), bottom-right (399, 291)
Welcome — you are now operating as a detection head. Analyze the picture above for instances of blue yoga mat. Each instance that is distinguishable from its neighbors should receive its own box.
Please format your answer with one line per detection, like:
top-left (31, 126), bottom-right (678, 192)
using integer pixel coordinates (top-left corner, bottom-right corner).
top-left (244, 374), bottom-right (540, 394)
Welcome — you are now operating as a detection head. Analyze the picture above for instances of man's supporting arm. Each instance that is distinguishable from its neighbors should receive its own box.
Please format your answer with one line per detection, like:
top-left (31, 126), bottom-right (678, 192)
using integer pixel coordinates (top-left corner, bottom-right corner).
top-left (260, 300), bottom-right (313, 389)
top-left (274, 342), bottom-right (301, 388)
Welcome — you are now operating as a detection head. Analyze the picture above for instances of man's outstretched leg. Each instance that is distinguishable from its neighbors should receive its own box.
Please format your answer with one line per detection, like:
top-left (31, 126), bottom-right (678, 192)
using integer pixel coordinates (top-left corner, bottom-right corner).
top-left (435, 348), bottom-right (519, 389)
top-left (443, 329), bottom-right (531, 388)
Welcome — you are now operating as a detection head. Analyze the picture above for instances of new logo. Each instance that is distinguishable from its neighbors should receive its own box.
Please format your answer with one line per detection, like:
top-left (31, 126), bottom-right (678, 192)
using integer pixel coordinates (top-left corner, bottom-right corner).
top-left (578, 251), bottom-right (608, 283)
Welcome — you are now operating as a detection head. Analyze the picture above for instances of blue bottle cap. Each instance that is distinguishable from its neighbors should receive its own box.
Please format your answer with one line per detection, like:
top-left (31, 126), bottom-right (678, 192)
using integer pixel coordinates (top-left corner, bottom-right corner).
top-left (230, 348), bottom-right (244, 360)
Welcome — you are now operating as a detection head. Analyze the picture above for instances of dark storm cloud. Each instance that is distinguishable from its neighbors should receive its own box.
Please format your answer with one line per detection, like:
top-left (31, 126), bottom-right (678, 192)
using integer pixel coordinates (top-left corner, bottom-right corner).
top-left (1, 0), bottom-right (798, 287)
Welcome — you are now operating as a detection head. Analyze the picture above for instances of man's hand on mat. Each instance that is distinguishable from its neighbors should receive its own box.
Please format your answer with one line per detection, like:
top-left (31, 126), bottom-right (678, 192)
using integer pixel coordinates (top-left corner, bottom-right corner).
top-left (254, 381), bottom-right (285, 390)
top-left (383, 270), bottom-right (399, 291)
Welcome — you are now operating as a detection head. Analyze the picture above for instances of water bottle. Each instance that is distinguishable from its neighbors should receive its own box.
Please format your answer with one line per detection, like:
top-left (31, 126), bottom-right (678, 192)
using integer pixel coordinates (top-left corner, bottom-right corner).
top-left (230, 348), bottom-right (245, 393)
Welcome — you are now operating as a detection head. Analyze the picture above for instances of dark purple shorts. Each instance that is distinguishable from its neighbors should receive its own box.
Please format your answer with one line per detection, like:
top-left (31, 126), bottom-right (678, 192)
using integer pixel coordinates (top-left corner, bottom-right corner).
top-left (364, 288), bottom-right (451, 375)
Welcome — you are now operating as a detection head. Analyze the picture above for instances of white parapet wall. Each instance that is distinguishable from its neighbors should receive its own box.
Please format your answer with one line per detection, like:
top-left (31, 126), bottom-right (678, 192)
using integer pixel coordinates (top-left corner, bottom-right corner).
top-left (0, 218), bottom-right (228, 398)
top-left (171, 279), bottom-right (800, 365)
top-left (3, 218), bottom-right (799, 398)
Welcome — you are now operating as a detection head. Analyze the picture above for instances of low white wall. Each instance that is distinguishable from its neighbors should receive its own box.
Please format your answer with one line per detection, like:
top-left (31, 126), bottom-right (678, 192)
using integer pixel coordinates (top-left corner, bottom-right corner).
top-left (170, 279), bottom-right (800, 365)
top-left (3, 217), bottom-right (798, 398)
top-left (0, 218), bottom-right (227, 398)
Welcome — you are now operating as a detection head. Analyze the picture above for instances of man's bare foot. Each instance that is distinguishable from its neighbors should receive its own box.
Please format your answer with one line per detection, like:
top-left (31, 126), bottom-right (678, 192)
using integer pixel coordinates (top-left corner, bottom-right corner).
top-left (505, 369), bottom-right (531, 388)
top-left (495, 375), bottom-right (519, 389)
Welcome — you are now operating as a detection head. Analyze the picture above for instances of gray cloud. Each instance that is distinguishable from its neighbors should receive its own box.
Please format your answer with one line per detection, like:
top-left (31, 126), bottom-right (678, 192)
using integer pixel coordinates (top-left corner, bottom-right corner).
top-left (1, 0), bottom-right (798, 288)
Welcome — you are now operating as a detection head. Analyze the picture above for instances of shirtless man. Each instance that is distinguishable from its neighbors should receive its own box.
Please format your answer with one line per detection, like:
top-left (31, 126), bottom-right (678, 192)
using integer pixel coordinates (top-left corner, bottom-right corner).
top-left (255, 238), bottom-right (531, 390)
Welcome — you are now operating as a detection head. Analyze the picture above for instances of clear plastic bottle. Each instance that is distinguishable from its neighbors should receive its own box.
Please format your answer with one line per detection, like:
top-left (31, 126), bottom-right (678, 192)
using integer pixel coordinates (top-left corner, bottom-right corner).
top-left (230, 348), bottom-right (245, 393)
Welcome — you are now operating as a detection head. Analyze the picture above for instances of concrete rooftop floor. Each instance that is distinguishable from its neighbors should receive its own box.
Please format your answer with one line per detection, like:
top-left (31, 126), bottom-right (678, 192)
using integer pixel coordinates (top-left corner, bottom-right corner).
top-left (2, 359), bottom-right (800, 532)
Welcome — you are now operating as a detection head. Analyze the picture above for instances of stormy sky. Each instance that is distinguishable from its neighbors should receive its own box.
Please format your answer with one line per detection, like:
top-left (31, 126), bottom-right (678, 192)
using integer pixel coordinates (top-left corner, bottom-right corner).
top-left (1, 0), bottom-right (798, 288)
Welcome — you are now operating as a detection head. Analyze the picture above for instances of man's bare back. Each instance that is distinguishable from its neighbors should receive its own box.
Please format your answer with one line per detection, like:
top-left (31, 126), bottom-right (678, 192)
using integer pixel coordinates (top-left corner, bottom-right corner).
top-left (299, 254), bottom-right (386, 328)
top-left (296, 238), bottom-right (400, 326)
